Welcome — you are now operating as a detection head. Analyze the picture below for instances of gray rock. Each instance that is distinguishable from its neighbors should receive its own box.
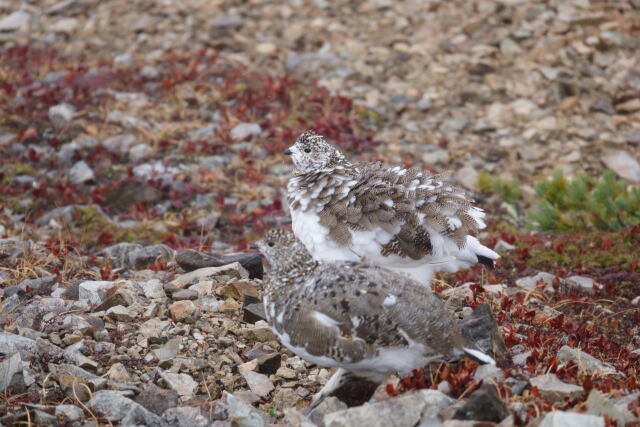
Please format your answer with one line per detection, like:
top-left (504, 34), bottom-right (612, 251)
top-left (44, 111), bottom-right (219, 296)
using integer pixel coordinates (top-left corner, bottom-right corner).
top-left (500, 38), bottom-right (521, 56)
top-left (55, 404), bottom-right (84, 423)
top-left (563, 276), bottom-right (596, 294)
top-left (0, 353), bottom-right (26, 392)
top-left (538, 411), bottom-right (604, 427)
top-left (160, 371), bottom-right (198, 398)
top-left (140, 279), bottom-right (167, 299)
top-left (286, 52), bottom-right (341, 72)
top-left (48, 103), bottom-right (76, 127)
top-left (162, 406), bottom-right (209, 427)
top-left (601, 150), bottom-right (640, 182)
top-left (140, 65), bottom-right (160, 79)
top-left (106, 305), bottom-right (135, 322)
top-left (176, 249), bottom-right (263, 279)
top-left (88, 390), bottom-right (164, 426)
top-left (68, 160), bottom-right (95, 184)
top-left (585, 389), bottom-right (635, 426)
top-left (0, 11), bottom-right (30, 32)
top-left (459, 303), bottom-right (506, 356)
top-left (211, 15), bottom-right (244, 29)
top-left (515, 272), bottom-right (556, 292)
top-left (591, 96), bottom-right (614, 114)
top-left (170, 263), bottom-right (249, 288)
top-left (78, 280), bottom-right (116, 305)
top-left (153, 337), bottom-right (181, 361)
top-left (557, 346), bottom-right (618, 375)
top-left (324, 390), bottom-right (453, 426)
top-left (453, 383), bottom-right (509, 423)
top-left (134, 383), bottom-right (180, 415)
top-left (474, 364), bottom-right (505, 381)
top-left (241, 370), bottom-right (274, 397)
top-left (0, 333), bottom-right (39, 360)
top-left (171, 289), bottom-right (199, 301)
top-left (129, 143), bottom-right (153, 162)
top-left (64, 340), bottom-right (98, 370)
top-left (627, 130), bottom-right (640, 144)
top-left (529, 374), bottom-right (584, 402)
top-left (230, 123), bottom-right (262, 141)
top-left (224, 391), bottom-right (268, 427)
top-left (140, 318), bottom-right (171, 342)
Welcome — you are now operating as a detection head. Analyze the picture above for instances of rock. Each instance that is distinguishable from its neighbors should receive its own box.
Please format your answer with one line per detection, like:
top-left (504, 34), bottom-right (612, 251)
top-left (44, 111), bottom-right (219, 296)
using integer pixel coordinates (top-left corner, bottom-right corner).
top-left (515, 272), bottom-right (556, 292)
top-left (557, 346), bottom-right (618, 375)
top-left (176, 249), bottom-right (263, 279)
top-left (230, 123), bottom-right (262, 141)
top-left (216, 281), bottom-right (259, 303)
top-left (94, 288), bottom-right (135, 311)
top-left (243, 303), bottom-right (267, 323)
top-left (283, 408), bottom-right (315, 427)
top-left (323, 390), bottom-right (453, 426)
top-left (134, 383), bottom-right (180, 415)
top-left (140, 65), bottom-right (160, 79)
top-left (50, 17), bottom-right (78, 34)
top-left (106, 305), bottom-right (135, 322)
top-left (616, 99), bottom-right (640, 113)
top-left (224, 391), bottom-right (268, 427)
top-left (563, 276), bottom-right (596, 295)
top-left (627, 130), bottom-right (640, 144)
top-left (255, 43), bottom-right (277, 55)
top-left (139, 279), bottom-right (166, 299)
top-left (500, 38), bottom-right (521, 56)
top-left (601, 150), bottom-right (640, 182)
top-left (241, 370), bottom-right (274, 397)
top-left (494, 239), bottom-right (516, 252)
top-left (153, 337), bottom-right (182, 361)
top-left (171, 262), bottom-right (249, 288)
top-left (538, 411), bottom-right (604, 427)
top-left (68, 160), bottom-right (94, 184)
top-left (168, 300), bottom-right (200, 323)
top-left (237, 325), bottom-right (277, 342)
top-left (0, 353), bottom-right (26, 392)
top-left (0, 333), bottom-right (39, 360)
top-left (64, 340), bottom-right (98, 370)
top-left (474, 364), bottom-right (505, 381)
top-left (102, 243), bottom-right (174, 270)
top-left (459, 303), bottom-right (506, 357)
top-left (307, 396), bottom-right (348, 425)
top-left (172, 288), bottom-right (199, 300)
top-left (0, 11), bottom-right (30, 32)
top-left (88, 390), bottom-right (164, 426)
top-left (78, 280), bottom-right (116, 305)
top-left (256, 352), bottom-right (281, 375)
top-left (160, 371), bottom-right (198, 399)
top-left (139, 318), bottom-right (171, 342)
top-left (453, 383), bottom-right (509, 423)
top-left (106, 363), bottom-right (132, 383)
top-left (162, 406), bottom-right (209, 427)
top-left (585, 389), bottom-right (635, 426)
top-left (511, 99), bottom-right (538, 117)
top-left (55, 404), bottom-right (83, 423)
top-left (591, 96), bottom-right (614, 114)
top-left (48, 103), bottom-right (76, 127)
top-left (529, 374), bottom-right (584, 402)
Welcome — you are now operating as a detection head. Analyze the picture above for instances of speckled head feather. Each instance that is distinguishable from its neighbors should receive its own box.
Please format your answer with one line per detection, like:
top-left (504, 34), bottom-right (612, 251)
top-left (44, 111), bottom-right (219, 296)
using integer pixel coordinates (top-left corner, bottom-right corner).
top-left (255, 229), bottom-right (495, 407)
top-left (285, 131), bottom-right (349, 174)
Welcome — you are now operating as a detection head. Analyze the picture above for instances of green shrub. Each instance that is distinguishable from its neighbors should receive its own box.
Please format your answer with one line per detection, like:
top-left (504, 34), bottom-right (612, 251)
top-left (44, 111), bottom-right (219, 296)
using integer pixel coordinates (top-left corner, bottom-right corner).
top-left (530, 170), bottom-right (640, 231)
top-left (476, 172), bottom-right (522, 205)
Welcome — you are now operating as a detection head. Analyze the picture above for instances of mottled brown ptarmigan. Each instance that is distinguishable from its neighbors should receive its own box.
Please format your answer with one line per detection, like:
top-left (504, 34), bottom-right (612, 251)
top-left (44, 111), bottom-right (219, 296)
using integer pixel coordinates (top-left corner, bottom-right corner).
top-left (255, 229), bottom-right (495, 410)
top-left (285, 131), bottom-right (499, 288)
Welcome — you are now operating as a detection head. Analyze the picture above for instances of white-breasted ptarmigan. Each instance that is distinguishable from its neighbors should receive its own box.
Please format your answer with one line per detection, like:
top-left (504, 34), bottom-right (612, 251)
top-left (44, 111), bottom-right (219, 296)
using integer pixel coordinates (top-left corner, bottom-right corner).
top-left (285, 131), bottom-right (499, 288)
top-left (256, 229), bottom-right (495, 410)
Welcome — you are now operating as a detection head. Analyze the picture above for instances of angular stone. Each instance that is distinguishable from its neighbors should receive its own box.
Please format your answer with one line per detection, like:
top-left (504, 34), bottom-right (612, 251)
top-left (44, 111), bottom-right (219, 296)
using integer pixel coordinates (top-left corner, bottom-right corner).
top-left (538, 411), bottom-right (604, 427)
top-left (224, 391), bottom-right (268, 426)
top-left (601, 150), bottom-right (640, 182)
top-left (529, 374), bottom-right (584, 402)
top-left (78, 280), bottom-right (116, 305)
top-left (106, 305), bottom-right (135, 322)
top-left (106, 363), bottom-right (132, 383)
top-left (243, 303), bottom-right (267, 323)
top-left (557, 346), bottom-right (618, 376)
top-left (515, 272), bottom-right (556, 292)
top-left (585, 389), bottom-right (635, 426)
top-left (0, 353), bottom-right (26, 392)
top-left (0, 10), bottom-right (30, 31)
top-left (162, 406), bottom-right (209, 427)
top-left (168, 300), bottom-right (200, 323)
top-left (49, 103), bottom-right (76, 127)
top-left (55, 404), bottom-right (84, 423)
top-left (216, 281), bottom-right (259, 302)
top-left (459, 303), bottom-right (506, 357)
top-left (453, 383), bottom-right (509, 423)
top-left (139, 318), bottom-right (171, 342)
top-left (176, 250), bottom-right (263, 279)
top-left (241, 370), bottom-right (274, 397)
top-left (139, 279), bottom-right (166, 299)
top-left (171, 289), bottom-right (199, 301)
top-left (88, 390), bottom-right (164, 426)
top-left (160, 371), bottom-right (198, 399)
top-left (153, 337), bottom-right (181, 361)
top-left (324, 390), bottom-right (453, 426)
top-left (230, 122), bottom-right (262, 141)
top-left (170, 263), bottom-right (249, 288)
top-left (134, 383), bottom-right (180, 416)
top-left (563, 276), bottom-right (596, 295)
top-left (68, 160), bottom-right (94, 184)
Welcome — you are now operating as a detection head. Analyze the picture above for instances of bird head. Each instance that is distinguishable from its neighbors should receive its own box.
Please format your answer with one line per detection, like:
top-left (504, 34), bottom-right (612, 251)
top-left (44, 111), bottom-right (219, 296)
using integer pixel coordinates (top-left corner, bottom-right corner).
top-left (284, 131), bottom-right (347, 173)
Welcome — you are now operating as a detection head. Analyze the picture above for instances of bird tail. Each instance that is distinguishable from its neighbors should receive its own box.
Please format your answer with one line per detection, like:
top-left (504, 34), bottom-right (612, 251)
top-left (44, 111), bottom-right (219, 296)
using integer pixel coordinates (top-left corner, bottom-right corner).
top-left (462, 347), bottom-right (496, 365)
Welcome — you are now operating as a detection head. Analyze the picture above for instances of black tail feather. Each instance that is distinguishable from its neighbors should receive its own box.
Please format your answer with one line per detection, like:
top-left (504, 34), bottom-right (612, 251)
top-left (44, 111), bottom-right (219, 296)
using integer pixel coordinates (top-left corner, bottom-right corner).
top-left (477, 255), bottom-right (495, 268)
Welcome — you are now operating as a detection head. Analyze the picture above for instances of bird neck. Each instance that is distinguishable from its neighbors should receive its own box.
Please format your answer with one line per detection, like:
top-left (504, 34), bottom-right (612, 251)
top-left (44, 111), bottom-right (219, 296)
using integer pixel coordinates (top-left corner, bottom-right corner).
top-left (265, 256), bottom-right (318, 290)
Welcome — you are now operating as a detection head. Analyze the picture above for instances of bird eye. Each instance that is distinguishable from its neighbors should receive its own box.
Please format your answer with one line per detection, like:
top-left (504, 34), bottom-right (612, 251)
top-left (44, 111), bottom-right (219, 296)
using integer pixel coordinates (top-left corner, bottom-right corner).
top-left (304, 148), bottom-right (311, 153)
top-left (267, 241), bottom-right (275, 247)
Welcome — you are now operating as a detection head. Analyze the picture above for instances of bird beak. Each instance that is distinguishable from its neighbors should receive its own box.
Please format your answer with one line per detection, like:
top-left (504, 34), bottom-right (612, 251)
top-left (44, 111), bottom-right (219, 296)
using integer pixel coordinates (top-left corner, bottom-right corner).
top-left (283, 148), bottom-right (292, 155)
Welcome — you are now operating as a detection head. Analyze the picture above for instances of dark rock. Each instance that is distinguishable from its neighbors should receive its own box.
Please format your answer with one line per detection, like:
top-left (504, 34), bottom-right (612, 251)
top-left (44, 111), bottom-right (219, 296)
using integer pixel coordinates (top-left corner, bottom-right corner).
top-left (459, 303), bottom-right (507, 358)
top-left (103, 180), bottom-right (161, 214)
top-left (94, 289), bottom-right (134, 312)
top-left (61, 282), bottom-right (80, 300)
top-left (257, 352), bottom-right (281, 375)
top-left (333, 376), bottom-right (379, 407)
top-left (591, 96), bottom-right (614, 114)
top-left (243, 303), bottom-right (266, 323)
top-left (176, 249), bottom-right (263, 279)
top-left (453, 383), bottom-right (509, 423)
top-left (134, 383), bottom-right (180, 416)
